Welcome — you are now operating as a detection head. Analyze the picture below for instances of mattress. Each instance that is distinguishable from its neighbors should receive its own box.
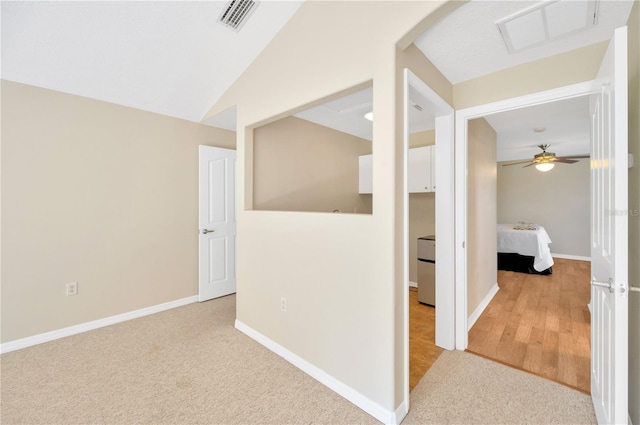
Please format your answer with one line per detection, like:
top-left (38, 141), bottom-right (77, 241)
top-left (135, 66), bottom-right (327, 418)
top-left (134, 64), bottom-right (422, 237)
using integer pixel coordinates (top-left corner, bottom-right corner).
top-left (497, 224), bottom-right (554, 272)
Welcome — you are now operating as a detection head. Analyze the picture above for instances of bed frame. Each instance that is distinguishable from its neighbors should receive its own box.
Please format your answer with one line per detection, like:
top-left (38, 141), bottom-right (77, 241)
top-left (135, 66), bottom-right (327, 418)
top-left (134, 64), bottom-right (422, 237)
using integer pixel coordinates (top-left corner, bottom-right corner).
top-left (497, 252), bottom-right (552, 275)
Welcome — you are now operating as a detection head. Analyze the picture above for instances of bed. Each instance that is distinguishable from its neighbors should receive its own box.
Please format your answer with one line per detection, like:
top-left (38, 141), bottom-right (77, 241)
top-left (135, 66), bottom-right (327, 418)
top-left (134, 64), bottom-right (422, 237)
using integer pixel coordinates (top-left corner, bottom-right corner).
top-left (497, 223), bottom-right (554, 275)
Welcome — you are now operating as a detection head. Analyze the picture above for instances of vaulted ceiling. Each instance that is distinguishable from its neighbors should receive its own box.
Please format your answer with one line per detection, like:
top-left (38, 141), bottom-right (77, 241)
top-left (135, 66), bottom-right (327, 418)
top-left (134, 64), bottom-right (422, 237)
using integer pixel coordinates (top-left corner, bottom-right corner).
top-left (1, 0), bottom-right (635, 160)
top-left (1, 1), bottom-right (303, 123)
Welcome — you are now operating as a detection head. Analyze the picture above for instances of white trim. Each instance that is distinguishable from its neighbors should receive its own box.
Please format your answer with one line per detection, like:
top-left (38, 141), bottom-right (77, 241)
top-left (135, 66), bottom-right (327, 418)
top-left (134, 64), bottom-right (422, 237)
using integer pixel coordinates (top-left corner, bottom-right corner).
top-left (393, 399), bottom-right (409, 425)
top-left (235, 319), bottom-right (403, 425)
top-left (403, 69), bottom-right (455, 419)
top-left (467, 283), bottom-right (499, 330)
top-left (551, 253), bottom-right (591, 261)
top-left (402, 70), bottom-right (411, 414)
top-left (0, 296), bottom-right (198, 354)
top-left (455, 80), bottom-right (597, 351)
top-left (454, 111), bottom-right (468, 350)
top-left (408, 281), bottom-right (418, 288)
top-left (405, 69), bottom-right (456, 353)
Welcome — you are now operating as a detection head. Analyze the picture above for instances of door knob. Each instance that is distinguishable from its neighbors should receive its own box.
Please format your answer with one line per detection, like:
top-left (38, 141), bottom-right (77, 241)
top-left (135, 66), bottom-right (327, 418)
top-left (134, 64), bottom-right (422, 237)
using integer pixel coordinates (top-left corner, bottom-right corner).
top-left (591, 278), bottom-right (640, 294)
top-left (201, 229), bottom-right (215, 234)
top-left (591, 278), bottom-right (613, 293)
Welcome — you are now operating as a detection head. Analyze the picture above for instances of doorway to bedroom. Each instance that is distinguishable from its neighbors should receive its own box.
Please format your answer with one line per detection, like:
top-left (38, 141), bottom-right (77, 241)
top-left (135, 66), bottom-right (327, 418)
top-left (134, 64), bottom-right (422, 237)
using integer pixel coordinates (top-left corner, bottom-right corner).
top-left (460, 94), bottom-right (592, 394)
top-left (460, 96), bottom-right (591, 393)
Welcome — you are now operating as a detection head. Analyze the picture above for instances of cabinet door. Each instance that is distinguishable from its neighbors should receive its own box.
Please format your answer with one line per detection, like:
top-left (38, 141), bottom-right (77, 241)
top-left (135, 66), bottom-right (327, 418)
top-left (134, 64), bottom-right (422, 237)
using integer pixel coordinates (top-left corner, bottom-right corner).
top-left (408, 146), bottom-right (431, 193)
top-left (358, 154), bottom-right (373, 194)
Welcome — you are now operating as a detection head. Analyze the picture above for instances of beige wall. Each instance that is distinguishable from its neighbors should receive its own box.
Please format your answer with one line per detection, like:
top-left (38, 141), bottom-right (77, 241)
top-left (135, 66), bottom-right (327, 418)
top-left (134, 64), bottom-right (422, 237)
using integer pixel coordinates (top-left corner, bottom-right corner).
top-left (252, 116), bottom-right (372, 214)
top-left (205, 0), bottom-right (453, 416)
top-left (627, 2), bottom-right (640, 423)
top-left (1, 80), bottom-right (235, 343)
top-left (453, 42), bottom-right (608, 110)
top-left (467, 118), bottom-right (497, 316)
top-left (408, 130), bottom-right (435, 284)
top-left (497, 159), bottom-right (590, 258)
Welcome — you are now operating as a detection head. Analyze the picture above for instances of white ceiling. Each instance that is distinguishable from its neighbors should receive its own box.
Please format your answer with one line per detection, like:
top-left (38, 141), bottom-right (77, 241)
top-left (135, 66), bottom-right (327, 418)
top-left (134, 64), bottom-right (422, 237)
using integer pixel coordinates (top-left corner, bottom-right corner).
top-left (1, 0), bottom-right (634, 159)
top-left (483, 95), bottom-right (591, 162)
top-left (290, 85), bottom-right (435, 141)
top-left (294, 87), bottom-right (374, 141)
top-left (1, 1), bottom-right (303, 124)
top-left (412, 0), bottom-right (633, 161)
top-left (414, 0), bottom-right (634, 84)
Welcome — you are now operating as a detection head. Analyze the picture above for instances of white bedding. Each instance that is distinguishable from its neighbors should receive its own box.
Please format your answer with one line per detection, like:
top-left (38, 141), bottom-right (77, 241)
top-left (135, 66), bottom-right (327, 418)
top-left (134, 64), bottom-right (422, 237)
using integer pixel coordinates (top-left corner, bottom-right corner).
top-left (497, 224), bottom-right (554, 271)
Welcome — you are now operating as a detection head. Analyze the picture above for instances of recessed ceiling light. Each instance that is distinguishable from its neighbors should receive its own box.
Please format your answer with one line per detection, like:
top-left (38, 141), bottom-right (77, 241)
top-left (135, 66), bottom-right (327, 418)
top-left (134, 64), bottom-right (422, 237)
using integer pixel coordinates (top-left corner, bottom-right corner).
top-left (533, 127), bottom-right (546, 133)
top-left (364, 111), bottom-right (374, 121)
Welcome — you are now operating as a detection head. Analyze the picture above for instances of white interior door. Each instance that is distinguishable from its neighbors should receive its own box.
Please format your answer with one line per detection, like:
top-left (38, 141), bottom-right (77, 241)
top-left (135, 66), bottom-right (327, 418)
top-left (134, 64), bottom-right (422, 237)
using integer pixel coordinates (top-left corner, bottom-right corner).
top-left (589, 26), bottom-right (628, 425)
top-left (199, 146), bottom-right (236, 302)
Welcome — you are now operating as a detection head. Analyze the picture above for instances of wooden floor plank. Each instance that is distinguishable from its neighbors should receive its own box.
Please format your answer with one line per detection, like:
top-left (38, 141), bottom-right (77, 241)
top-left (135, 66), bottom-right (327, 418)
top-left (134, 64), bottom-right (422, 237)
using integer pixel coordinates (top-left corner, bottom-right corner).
top-left (409, 288), bottom-right (443, 391)
top-left (467, 258), bottom-right (591, 394)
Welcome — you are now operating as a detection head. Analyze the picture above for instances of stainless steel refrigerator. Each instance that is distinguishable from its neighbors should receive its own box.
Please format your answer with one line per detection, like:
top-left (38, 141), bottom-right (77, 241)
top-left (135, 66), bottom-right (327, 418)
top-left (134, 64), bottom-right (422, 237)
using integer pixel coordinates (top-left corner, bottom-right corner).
top-left (417, 235), bottom-right (435, 306)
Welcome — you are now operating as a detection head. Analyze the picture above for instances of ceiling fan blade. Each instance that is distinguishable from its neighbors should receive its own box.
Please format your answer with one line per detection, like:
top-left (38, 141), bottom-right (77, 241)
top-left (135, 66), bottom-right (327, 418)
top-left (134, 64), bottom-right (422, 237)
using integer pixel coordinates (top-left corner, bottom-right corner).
top-left (554, 158), bottom-right (578, 164)
top-left (502, 160), bottom-right (534, 166)
top-left (556, 155), bottom-right (590, 160)
top-left (523, 162), bottom-right (536, 168)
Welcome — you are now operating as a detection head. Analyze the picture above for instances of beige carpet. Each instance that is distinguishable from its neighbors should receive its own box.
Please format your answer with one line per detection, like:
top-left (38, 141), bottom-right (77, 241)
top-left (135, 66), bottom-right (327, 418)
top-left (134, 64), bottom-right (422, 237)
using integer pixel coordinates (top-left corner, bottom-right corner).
top-left (404, 351), bottom-right (596, 425)
top-left (1, 294), bottom-right (596, 424)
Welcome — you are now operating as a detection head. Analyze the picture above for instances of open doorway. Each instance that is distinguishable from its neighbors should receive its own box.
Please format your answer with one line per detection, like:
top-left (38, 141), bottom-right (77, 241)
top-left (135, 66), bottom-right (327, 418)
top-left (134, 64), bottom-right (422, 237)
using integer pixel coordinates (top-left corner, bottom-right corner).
top-left (403, 69), bottom-right (455, 392)
top-left (461, 95), bottom-right (593, 393)
top-left (410, 0), bottom-right (633, 418)
top-left (454, 24), bottom-right (630, 422)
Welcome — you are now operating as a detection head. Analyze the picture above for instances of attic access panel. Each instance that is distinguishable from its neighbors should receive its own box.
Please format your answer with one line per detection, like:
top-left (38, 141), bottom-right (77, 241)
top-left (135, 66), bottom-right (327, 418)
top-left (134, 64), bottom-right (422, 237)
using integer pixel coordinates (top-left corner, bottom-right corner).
top-left (497, 0), bottom-right (598, 53)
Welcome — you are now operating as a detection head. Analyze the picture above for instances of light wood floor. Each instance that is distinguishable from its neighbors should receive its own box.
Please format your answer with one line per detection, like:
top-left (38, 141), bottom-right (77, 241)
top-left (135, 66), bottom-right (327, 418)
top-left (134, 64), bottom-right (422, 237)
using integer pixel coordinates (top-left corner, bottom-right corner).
top-left (409, 287), bottom-right (443, 390)
top-left (467, 258), bottom-right (591, 393)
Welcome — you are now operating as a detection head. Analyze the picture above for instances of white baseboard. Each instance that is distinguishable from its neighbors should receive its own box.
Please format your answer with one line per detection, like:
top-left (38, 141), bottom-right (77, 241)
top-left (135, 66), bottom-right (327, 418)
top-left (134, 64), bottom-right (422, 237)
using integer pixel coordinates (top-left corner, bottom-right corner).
top-left (394, 399), bottom-right (409, 424)
top-left (467, 283), bottom-right (499, 330)
top-left (0, 296), bottom-right (198, 354)
top-left (235, 319), bottom-right (403, 425)
top-left (551, 253), bottom-right (591, 261)
top-left (408, 281), bottom-right (417, 288)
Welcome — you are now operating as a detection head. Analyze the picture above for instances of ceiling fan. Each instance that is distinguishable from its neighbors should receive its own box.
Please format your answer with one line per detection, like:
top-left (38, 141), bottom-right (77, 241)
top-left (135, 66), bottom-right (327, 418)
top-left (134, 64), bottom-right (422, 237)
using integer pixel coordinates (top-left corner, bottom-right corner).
top-left (502, 144), bottom-right (589, 172)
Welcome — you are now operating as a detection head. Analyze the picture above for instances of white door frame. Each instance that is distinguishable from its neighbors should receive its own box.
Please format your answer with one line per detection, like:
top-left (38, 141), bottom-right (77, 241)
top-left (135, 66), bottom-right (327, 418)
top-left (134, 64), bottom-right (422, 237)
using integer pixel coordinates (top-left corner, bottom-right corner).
top-left (403, 69), bottom-right (455, 405)
top-left (454, 80), bottom-right (597, 349)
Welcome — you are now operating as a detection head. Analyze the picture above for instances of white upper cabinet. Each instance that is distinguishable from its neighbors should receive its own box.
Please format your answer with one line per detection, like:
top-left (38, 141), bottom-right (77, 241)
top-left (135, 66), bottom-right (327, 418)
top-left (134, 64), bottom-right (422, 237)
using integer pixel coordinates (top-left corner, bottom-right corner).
top-left (359, 146), bottom-right (435, 195)
top-left (408, 145), bottom-right (435, 193)
top-left (358, 154), bottom-right (373, 194)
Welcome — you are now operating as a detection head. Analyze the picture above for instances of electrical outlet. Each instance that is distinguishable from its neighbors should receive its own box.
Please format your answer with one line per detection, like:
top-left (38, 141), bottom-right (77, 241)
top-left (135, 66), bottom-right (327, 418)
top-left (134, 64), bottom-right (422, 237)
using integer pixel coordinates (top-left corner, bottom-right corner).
top-left (280, 297), bottom-right (287, 312)
top-left (66, 282), bottom-right (78, 296)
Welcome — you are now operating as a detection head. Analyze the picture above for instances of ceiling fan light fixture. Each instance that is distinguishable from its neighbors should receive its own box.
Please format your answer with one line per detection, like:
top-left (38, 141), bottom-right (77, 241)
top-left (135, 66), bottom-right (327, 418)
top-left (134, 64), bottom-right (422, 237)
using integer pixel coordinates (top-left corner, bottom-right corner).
top-left (536, 162), bottom-right (555, 172)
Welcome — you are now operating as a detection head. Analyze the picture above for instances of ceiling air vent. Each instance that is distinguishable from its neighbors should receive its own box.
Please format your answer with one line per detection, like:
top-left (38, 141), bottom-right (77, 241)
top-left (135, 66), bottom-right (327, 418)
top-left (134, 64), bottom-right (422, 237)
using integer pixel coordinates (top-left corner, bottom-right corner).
top-left (218, 0), bottom-right (259, 32)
